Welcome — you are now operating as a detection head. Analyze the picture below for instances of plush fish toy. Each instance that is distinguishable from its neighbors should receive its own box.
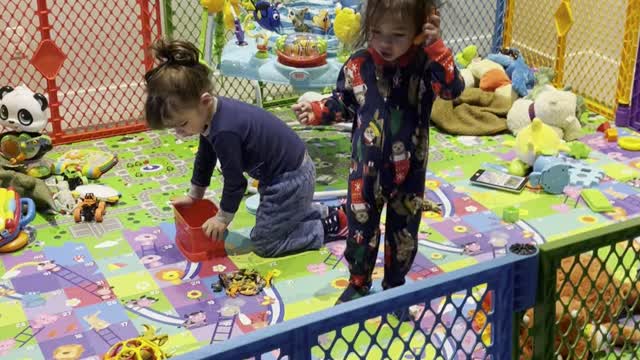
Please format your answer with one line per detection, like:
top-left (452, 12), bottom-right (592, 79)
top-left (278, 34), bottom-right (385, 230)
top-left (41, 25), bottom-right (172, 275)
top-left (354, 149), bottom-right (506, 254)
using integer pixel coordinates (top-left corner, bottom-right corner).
top-left (252, 1), bottom-right (281, 33)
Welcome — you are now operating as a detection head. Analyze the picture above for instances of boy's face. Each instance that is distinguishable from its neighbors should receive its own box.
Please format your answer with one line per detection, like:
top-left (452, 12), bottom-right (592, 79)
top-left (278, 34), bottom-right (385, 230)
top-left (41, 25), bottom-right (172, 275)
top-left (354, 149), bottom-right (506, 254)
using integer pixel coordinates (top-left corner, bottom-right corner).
top-left (369, 16), bottom-right (416, 63)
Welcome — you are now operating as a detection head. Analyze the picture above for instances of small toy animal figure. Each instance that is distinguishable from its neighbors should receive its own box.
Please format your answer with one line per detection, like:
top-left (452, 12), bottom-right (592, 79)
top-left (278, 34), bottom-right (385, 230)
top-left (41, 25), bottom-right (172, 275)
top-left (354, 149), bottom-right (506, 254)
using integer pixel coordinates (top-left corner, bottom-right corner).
top-left (253, 0), bottom-right (282, 33)
top-left (289, 7), bottom-right (310, 32)
top-left (312, 9), bottom-right (331, 33)
top-left (0, 85), bottom-right (53, 178)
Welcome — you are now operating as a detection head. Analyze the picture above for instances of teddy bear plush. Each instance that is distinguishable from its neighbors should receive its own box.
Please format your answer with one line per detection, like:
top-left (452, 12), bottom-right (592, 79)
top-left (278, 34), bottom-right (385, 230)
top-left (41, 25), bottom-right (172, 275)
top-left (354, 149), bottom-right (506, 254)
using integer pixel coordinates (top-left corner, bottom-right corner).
top-left (518, 253), bottom-right (640, 359)
top-left (507, 84), bottom-right (582, 141)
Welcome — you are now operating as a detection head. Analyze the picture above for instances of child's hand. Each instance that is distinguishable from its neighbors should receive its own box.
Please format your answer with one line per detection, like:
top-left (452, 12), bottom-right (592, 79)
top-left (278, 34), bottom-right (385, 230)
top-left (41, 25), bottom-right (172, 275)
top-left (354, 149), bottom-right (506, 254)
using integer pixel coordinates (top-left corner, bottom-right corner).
top-left (422, 9), bottom-right (441, 46)
top-left (292, 102), bottom-right (316, 125)
top-left (170, 196), bottom-right (195, 207)
top-left (202, 217), bottom-right (227, 241)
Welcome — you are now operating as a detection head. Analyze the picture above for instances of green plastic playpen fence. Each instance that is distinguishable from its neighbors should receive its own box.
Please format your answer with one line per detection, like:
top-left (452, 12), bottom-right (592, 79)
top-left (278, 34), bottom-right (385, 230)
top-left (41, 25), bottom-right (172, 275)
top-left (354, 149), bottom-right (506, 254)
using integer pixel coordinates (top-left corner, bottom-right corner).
top-left (521, 217), bottom-right (640, 359)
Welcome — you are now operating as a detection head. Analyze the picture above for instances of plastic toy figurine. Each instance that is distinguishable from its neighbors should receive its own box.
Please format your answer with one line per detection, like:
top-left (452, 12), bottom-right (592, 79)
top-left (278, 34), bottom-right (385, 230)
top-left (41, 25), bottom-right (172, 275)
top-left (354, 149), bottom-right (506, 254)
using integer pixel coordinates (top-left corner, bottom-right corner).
top-left (73, 193), bottom-right (106, 223)
top-left (527, 156), bottom-right (572, 194)
top-left (289, 7), bottom-right (310, 33)
top-left (312, 9), bottom-right (331, 34)
top-left (103, 324), bottom-right (170, 360)
top-left (0, 85), bottom-right (53, 178)
top-left (0, 187), bottom-right (36, 253)
top-left (568, 141), bottom-right (591, 159)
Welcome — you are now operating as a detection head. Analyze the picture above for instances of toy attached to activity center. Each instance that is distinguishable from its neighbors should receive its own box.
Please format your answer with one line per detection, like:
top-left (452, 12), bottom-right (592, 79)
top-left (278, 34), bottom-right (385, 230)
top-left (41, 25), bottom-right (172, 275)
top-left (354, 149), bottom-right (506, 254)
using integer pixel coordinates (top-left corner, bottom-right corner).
top-left (275, 33), bottom-right (327, 68)
top-left (0, 187), bottom-right (36, 253)
top-left (212, 1), bottom-right (363, 90)
top-left (173, 198), bottom-right (226, 261)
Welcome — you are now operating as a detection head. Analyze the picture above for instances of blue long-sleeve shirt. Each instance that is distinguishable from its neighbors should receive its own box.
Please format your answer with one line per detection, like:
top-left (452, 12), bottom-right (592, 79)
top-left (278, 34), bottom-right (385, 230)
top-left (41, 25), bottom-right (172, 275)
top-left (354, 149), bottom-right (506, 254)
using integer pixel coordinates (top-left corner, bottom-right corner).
top-left (191, 97), bottom-right (306, 216)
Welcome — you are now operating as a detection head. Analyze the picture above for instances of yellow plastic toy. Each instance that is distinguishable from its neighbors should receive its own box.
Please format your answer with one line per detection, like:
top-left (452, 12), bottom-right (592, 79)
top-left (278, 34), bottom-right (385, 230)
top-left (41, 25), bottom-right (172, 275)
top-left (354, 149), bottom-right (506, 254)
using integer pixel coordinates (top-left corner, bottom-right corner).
top-left (103, 325), bottom-right (170, 360)
top-left (618, 137), bottom-right (640, 151)
top-left (334, 7), bottom-right (360, 61)
top-left (509, 118), bottom-right (570, 176)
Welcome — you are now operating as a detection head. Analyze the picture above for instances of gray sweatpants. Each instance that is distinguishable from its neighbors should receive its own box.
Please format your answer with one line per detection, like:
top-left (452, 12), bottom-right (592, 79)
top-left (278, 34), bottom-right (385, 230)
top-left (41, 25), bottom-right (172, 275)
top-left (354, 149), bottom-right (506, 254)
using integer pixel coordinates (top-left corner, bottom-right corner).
top-left (250, 153), bottom-right (325, 257)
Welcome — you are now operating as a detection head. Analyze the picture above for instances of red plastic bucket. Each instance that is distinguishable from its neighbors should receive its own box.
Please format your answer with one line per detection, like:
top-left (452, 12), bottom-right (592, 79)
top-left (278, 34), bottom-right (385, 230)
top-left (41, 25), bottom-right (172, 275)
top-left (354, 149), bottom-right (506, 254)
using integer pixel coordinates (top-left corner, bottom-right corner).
top-left (173, 199), bottom-right (226, 261)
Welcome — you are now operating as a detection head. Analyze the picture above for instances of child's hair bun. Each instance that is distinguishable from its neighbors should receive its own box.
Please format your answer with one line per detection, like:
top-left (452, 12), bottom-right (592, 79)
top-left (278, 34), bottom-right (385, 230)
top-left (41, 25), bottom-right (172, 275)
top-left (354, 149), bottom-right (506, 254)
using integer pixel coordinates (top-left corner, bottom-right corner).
top-left (151, 39), bottom-right (200, 67)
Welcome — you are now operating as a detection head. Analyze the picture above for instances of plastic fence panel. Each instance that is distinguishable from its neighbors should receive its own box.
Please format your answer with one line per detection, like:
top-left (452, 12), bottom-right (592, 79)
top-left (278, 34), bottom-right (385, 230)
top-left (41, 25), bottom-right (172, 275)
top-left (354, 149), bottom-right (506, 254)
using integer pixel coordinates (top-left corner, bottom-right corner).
top-left (516, 309), bottom-right (534, 360)
top-left (0, 0), bottom-right (162, 144)
top-left (47, 0), bottom-right (161, 141)
top-left (165, 0), bottom-right (202, 45)
top-left (177, 250), bottom-right (538, 360)
top-left (0, 0), bottom-right (47, 108)
top-left (312, 286), bottom-right (496, 359)
top-left (440, 0), bottom-right (503, 56)
top-left (563, 0), bottom-right (627, 114)
top-left (630, 27), bottom-right (640, 128)
top-left (507, 0), bottom-right (639, 119)
top-left (532, 219), bottom-right (640, 359)
top-left (508, 0), bottom-right (558, 69)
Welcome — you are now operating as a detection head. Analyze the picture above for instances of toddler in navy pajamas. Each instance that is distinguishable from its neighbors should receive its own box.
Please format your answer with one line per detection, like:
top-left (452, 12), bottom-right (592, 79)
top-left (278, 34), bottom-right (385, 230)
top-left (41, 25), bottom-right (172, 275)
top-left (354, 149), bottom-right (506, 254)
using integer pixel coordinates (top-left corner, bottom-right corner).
top-left (294, 0), bottom-right (464, 309)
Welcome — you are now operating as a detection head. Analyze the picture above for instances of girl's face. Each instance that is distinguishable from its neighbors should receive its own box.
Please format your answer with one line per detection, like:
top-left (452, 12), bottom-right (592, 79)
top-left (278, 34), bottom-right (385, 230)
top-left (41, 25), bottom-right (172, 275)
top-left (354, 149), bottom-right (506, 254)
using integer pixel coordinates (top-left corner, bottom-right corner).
top-left (173, 94), bottom-right (214, 137)
top-left (369, 15), bottom-right (416, 63)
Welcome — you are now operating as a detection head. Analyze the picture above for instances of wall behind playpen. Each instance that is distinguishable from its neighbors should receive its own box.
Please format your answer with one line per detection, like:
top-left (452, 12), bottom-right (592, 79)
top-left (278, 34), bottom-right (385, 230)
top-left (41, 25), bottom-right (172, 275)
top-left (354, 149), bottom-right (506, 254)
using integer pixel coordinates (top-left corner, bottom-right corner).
top-left (0, 0), bottom-right (161, 144)
top-left (503, 0), bottom-right (640, 122)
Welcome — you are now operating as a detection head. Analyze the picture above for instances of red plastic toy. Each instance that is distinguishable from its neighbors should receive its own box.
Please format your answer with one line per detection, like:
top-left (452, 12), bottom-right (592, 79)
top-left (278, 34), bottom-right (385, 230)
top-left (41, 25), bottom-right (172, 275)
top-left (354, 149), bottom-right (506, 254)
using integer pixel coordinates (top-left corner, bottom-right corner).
top-left (173, 199), bottom-right (226, 261)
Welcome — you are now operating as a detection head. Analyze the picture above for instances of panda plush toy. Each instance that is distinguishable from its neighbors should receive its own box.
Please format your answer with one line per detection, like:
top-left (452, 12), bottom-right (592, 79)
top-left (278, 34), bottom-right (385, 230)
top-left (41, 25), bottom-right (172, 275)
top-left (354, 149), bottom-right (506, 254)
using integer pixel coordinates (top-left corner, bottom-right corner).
top-left (0, 85), bottom-right (53, 178)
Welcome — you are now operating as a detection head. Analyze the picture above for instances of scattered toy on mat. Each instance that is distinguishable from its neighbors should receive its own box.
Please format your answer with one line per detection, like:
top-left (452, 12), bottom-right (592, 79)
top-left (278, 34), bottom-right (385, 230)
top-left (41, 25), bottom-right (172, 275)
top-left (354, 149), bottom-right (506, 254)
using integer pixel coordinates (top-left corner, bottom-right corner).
top-left (53, 149), bottom-right (118, 179)
top-left (213, 268), bottom-right (278, 297)
top-left (73, 184), bottom-right (121, 204)
top-left (103, 324), bottom-right (170, 360)
top-left (568, 142), bottom-right (591, 159)
top-left (73, 193), bottom-right (106, 223)
top-left (597, 121), bottom-right (611, 133)
top-left (618, 136), bottom-right (640, 151)
top-left (0, 85), bottom-right (53, 178)
top-left (507, 85), bottom-right (582, 141)
top-left (0, 187), bottom-right (36, 253)
top-left (527, 156), bottom-right (572, 194)
top-left (519, 253), bottom-right (640, 359)
top-left (508, 118), bottom-right (570, 176)
top-left (605, 128), bottom-right (618, 142)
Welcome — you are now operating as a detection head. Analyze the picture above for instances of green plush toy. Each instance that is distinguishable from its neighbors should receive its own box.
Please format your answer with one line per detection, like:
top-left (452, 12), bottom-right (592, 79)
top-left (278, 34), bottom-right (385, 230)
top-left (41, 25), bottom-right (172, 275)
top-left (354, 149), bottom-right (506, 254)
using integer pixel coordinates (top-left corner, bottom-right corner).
top-left (455, 45), bottom-right (478, 68)
top-left (0, 169), bottom-right (55, 212)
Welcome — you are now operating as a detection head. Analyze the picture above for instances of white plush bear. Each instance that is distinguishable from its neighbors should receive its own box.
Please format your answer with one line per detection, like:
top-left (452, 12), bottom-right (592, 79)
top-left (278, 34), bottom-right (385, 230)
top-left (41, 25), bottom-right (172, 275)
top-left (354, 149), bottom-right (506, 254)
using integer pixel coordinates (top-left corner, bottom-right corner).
top-left (507, 85), bottom-right (582, 141)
